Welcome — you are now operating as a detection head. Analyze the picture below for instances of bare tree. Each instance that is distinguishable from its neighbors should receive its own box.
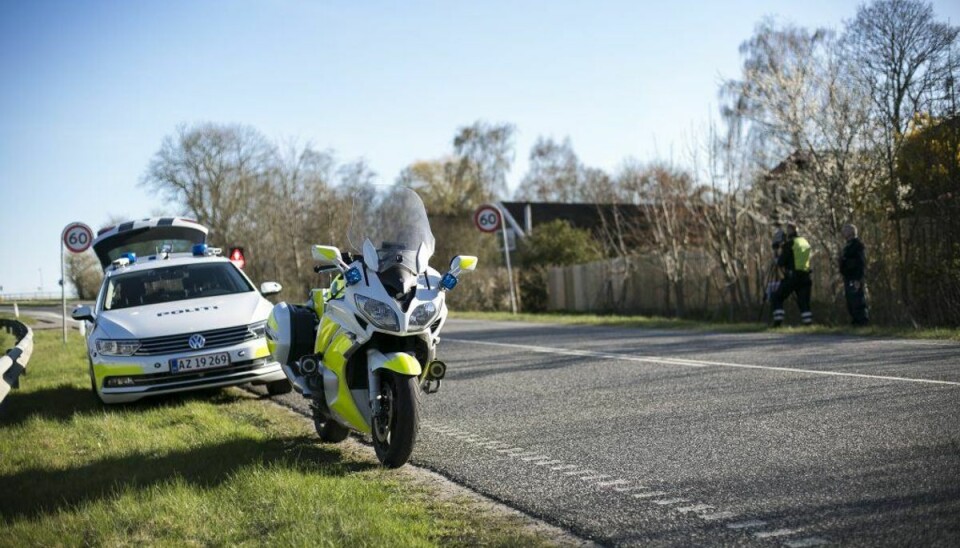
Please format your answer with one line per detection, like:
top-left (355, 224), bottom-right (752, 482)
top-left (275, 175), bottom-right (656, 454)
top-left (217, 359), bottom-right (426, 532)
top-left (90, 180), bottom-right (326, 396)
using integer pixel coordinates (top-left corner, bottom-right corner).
top-left (514, 137), bottom-right (582, 201)
top-left (65, 251), bottom-right (102, 300)
top-left (141, 123), bottom-right (276, 247)
top-left (616, 161), bottom-right (696, 316)
top-left (452, 121), bottom-right (516, 203)
top-left (843, 0), bottom-right (960, 312)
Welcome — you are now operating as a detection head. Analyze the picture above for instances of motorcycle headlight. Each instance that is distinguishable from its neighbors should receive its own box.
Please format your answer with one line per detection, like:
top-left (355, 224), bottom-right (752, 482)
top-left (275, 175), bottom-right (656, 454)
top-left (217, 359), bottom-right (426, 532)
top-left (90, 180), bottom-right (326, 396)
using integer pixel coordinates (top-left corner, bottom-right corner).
top-left (355, 295), bottom-right (400, 331)
top-left (96, 339), bottom-right (141, 356)
top-left (408, 302), bottom-right (438, 329)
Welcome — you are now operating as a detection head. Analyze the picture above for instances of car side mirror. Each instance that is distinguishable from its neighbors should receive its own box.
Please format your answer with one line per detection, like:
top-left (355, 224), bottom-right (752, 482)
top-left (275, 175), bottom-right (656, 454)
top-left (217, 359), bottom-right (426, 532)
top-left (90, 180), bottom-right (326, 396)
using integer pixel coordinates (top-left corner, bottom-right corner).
top-left (260, 281), bottom-right (282, 296)
top-left (71, 305), bottom-right (95, 322)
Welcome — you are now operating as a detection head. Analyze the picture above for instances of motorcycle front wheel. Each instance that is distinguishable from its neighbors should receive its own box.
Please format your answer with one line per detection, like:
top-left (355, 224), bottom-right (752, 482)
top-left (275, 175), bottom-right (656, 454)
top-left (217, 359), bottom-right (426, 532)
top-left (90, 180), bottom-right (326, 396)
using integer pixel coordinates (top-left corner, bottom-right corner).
top-left (372, 371), bottom-right (420, 468)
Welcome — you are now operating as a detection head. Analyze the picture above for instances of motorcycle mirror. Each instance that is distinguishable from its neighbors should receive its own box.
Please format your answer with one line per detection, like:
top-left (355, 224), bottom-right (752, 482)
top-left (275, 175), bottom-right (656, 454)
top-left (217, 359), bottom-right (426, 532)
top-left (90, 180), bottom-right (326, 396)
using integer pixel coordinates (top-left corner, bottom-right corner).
top-left (312, 245), bottom-right (345, 270)
top-left (362, 239), bottom-right (380, 272)
top-left (448, 255), bottom-right (478, 276)
top-left (260, 281), bottom-right (282, 296)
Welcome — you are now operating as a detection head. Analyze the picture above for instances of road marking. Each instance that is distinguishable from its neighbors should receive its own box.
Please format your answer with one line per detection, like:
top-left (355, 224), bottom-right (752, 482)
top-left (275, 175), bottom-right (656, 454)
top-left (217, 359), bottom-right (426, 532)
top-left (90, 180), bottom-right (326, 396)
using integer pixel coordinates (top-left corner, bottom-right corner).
top-left (632, 491), bottom-right (669, 499)
top-left (727, 520), bottom-right (767, 529)
top-left (613, 485), bottom-right (648, 493)
top-left (520, 454), bottom-right (551, 461)
top-left (674, 504), bottom-right (714, 513)
top-left (564, 469), bottom-right (597, 476)
top-left (533, 459), bottom-right (563, 466)
top-left (445, 338), bottom-right (960, 387)
top-left (551, 464), bottom-right (578, 471)
top-left (497, 447), bottom-right (526, 455)
top-left (700, 511), bottom-right (738, 521)
top-left (580, 474), bottom-right (611, 482)
top-left (754, 528), bottom-right (804, 539)
top-left (597, 479), bottom-right (631, 488)
top-left (652, 498), bottom-right (688, 505)
top-left (785, 537), bottom-right (829, 547)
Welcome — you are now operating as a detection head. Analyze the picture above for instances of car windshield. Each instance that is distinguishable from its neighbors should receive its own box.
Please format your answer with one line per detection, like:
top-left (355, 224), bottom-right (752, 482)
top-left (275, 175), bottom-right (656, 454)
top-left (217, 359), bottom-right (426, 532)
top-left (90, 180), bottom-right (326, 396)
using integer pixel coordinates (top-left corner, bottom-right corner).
top-left (102, 262), bottom-right (253, 311)
top-left (347, 185), bottom-right (435, 273)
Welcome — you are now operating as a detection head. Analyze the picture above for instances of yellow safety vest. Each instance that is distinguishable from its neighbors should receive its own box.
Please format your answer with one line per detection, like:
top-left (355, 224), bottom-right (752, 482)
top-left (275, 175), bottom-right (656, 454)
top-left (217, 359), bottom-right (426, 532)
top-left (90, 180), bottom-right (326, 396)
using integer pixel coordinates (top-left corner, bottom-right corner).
top-left (793, 237), bottom-right (811, 272)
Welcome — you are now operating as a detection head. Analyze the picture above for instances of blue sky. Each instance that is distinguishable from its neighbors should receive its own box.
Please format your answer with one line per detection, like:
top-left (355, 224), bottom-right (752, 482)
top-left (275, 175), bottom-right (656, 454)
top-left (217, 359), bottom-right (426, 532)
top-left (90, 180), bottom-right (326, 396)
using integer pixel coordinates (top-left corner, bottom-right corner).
top-left (2, 0), bottom-right (958, 294)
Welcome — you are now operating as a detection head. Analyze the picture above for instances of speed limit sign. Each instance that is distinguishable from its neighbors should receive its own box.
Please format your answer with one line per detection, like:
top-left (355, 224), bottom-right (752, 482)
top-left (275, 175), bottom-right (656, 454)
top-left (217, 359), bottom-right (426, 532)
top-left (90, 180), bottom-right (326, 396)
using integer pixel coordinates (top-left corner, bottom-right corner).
top-left (63, 222), bottom-right (93, 253)
top-left (474, 204), bottom-right (502, 233)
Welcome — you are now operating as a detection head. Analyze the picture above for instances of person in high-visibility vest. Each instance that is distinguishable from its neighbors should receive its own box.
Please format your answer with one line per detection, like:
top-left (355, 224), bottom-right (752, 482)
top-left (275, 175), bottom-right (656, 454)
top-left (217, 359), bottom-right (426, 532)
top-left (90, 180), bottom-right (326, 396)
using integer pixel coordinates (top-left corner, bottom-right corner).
top-left (771, 222), bottom-right (813, 327)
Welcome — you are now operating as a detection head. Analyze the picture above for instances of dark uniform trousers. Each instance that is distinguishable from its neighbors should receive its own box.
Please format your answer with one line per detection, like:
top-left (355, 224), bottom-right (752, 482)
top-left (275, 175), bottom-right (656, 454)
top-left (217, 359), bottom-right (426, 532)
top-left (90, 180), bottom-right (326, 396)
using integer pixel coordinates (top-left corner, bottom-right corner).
top-left (772, 271), bottom-right (813, 325)
top-left (844, 280), bottom-right (869, 325)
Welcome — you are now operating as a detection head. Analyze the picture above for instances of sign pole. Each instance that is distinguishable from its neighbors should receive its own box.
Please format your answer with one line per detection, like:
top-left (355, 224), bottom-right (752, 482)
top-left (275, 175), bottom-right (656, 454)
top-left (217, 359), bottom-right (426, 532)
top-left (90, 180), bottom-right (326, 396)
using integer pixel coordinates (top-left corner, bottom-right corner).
top-left (500, 210), bottom-right (518, 314)
top-left (61, 231), bottom-right (67, 344)
top-left (61, 221), bottom-right (94, 345)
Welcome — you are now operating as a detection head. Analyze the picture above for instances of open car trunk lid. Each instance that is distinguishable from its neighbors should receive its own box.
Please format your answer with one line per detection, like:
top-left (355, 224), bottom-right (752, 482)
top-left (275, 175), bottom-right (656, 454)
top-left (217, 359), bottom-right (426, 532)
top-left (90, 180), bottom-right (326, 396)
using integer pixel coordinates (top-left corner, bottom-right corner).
top-left (93, 218), bottom-right (209, 270)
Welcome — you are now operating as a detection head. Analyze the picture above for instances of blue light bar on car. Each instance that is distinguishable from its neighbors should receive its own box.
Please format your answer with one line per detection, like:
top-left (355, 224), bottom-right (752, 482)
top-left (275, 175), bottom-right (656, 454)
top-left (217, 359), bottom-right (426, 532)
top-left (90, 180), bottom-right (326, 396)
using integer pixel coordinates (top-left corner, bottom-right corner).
top-left (192, 243), bottom-right (208, 256)
top-left (122, 252), bottom-right (137, 264)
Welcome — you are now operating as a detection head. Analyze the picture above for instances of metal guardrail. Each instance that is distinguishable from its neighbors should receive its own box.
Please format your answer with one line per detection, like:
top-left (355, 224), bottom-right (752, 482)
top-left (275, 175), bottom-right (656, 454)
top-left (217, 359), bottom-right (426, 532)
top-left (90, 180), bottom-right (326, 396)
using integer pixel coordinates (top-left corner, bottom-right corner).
top-left (1, 319), bottom-right (34, 405)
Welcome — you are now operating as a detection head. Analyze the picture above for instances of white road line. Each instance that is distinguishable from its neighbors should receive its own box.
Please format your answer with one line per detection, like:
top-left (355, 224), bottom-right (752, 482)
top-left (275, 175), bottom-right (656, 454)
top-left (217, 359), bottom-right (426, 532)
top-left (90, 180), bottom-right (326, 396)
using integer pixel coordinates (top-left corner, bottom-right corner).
top-left (754, 528), bottom-right (804, 539)
top-left (533, 460), bottom-right (563, 466)
top-left (564, 469), bottom-right (597, 476)
top-left (445, 338), bottom-right (960, 387)
top-left (613, 485), bottom-right (647, 493)
top-left (551, 464), bottom-right (578, 471)
top-left (652, 498), bottom-right (689, 505)
top-left (632, 491), bottom-right (669, 499)
top-left (785, 537), bottom-right (830, 547)
top-left (674, 504), bottom-right (714, 513)
top-left (597, 479), bottom-right (631, 488)
top-left (580, 474), bottom-right (612, 482)
top-left (727, 520), bottom-right (767, 529)
top-left (700, 511), bottom-right (738, 521)
top-left (520, 454), bottom-right (551, 461)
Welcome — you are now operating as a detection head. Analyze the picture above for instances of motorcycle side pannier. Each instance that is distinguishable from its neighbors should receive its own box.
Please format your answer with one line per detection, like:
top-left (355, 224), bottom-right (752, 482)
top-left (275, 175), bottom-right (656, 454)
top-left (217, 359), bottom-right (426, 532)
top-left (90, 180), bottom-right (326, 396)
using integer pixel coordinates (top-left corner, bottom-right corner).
top-left (267, 302), bottom-right (317, 366)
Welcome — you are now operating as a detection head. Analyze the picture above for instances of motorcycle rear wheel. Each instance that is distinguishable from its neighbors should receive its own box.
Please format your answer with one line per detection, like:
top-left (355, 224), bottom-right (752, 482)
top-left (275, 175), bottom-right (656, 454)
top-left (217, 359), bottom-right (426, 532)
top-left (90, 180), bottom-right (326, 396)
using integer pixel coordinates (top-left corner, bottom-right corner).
top-left (372, 371), bottom-right (420, 468)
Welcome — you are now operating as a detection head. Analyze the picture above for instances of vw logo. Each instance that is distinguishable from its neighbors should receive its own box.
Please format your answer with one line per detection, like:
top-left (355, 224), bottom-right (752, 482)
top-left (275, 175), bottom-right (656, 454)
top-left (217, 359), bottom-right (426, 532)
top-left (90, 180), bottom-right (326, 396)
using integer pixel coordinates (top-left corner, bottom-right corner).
top-left (188, 334), bottom-right (206, 350)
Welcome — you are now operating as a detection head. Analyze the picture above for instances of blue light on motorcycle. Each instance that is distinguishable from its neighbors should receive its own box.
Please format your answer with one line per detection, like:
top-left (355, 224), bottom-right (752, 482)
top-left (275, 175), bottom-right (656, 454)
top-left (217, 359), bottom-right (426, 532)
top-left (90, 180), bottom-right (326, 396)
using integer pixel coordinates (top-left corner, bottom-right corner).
top-left (345, 267), bottom-right (362, 286)
top-left (441, 273), bottom-right (458, 290)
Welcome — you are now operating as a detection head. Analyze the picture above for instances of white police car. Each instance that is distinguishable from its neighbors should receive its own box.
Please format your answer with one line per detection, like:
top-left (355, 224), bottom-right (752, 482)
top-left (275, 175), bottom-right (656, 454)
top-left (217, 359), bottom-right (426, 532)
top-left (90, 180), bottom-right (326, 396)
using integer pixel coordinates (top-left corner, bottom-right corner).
top-left (72, 217), bottom-right (291, 403)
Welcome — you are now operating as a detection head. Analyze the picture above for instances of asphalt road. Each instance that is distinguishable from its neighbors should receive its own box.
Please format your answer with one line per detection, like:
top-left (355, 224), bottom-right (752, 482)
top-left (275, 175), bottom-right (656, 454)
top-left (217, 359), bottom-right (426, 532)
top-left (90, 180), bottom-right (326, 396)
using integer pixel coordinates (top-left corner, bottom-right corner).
top-left (263, 319), bottom-right (960, 547)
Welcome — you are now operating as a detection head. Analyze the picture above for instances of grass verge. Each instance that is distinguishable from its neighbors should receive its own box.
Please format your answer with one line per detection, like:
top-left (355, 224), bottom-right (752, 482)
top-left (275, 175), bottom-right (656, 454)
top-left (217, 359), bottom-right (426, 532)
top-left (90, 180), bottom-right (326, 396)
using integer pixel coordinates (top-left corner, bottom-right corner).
top-left (0, 329), bottom-right (557, 546)
top-left (451, 311), bottom-right (960, 342)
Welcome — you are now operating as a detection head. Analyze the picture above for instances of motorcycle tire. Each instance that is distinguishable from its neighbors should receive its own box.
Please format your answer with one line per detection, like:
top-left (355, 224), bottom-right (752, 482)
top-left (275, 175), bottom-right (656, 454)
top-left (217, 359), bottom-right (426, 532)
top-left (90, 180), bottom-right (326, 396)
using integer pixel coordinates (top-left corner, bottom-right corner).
top-left (312, 404), bottom-right (349, 443)
top-left (372, 371), bottom-right (420, 468)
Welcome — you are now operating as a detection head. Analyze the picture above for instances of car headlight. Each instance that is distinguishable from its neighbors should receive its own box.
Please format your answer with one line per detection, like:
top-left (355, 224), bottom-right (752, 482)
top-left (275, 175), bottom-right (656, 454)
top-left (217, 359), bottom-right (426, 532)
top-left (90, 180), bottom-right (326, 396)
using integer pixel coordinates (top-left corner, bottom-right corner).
top-left (355, 295), bottom-right (400, 331)
top-left (408, 302), bottom-right (438, 329)
top-left (96, 339), bottom-right (141, 356)
top-left (249, 320), bottom-right (267, 338)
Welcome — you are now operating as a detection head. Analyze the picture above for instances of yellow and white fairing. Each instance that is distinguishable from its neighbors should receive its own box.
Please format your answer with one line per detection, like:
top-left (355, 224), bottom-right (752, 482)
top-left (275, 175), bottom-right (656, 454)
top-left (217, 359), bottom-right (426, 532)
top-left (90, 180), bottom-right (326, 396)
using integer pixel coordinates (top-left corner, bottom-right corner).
top-left (310, 261), bottom-right (447, 433)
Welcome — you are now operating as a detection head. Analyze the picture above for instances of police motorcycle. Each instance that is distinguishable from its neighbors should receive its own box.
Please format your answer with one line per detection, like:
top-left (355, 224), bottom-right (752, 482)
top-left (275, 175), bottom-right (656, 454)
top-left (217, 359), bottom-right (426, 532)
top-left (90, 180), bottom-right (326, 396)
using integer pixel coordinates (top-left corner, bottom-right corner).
top-left (266, 186), bottom-right (477, 467)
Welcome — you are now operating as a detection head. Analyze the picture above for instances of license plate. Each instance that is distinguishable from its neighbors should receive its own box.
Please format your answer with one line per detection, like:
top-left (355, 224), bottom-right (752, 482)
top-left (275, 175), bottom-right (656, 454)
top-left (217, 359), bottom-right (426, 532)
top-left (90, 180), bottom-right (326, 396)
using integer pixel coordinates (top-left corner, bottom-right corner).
top-left (171, 352), bottom-right (231, 373)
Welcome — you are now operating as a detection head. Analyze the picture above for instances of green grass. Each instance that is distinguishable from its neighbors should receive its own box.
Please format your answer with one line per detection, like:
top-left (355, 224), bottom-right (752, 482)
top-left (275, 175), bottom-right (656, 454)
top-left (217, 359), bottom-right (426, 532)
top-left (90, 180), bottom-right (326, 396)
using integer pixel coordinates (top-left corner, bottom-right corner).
top-left (0, 329), bottom-right (556, 546)
top-left (452, 311), bottom-right (960, 342)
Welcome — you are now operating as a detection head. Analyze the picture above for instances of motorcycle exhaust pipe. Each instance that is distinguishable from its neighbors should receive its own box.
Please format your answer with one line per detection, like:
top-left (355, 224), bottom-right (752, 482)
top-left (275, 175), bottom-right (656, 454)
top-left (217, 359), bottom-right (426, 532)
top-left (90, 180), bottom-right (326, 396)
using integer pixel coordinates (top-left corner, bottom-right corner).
top-left (425, 360), bottom-right (446, 381)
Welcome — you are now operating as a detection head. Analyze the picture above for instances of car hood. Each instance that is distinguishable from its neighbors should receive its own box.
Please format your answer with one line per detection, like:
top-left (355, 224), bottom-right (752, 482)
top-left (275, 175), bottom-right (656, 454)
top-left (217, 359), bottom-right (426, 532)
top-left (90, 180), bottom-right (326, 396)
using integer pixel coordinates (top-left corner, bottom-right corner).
top-left (95, 292), bottom-right (271, 339)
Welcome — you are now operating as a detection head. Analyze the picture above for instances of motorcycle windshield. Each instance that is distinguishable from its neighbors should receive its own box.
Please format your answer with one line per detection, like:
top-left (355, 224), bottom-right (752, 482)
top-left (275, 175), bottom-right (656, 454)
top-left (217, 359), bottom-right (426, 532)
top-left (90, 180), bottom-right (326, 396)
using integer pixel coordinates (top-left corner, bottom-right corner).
top-left (348, 185), bottom-right (435, 274)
